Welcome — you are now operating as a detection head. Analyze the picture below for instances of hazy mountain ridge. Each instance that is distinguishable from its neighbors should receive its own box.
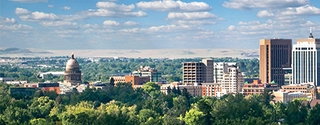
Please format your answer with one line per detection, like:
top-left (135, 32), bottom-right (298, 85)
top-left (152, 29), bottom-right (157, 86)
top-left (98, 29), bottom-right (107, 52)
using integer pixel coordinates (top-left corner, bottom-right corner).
top-left (0, 48), bottom-right (259, 59)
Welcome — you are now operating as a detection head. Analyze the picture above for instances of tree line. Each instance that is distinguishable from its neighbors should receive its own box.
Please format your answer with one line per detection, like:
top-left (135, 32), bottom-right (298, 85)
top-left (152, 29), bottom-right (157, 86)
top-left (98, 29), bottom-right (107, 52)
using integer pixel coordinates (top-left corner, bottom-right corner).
top-left (0, 57), bottom-right (259, 83)
top-left (0, 82), bottom-right (319, 125)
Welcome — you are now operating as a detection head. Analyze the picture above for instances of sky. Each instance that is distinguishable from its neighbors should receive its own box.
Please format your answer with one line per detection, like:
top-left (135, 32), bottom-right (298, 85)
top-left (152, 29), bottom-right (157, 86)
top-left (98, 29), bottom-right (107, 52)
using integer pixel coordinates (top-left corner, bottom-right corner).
top-left (0, 0), bottom-right (320, 50)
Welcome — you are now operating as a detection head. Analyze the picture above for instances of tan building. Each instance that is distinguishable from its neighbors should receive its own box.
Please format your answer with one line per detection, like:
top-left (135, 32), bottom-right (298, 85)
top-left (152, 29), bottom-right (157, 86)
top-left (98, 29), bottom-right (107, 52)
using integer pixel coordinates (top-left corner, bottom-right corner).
top-left (273, 91), bottom-right (308, 103)
top-left (281, 84), bottom-right (313, 93)
top-left (242, 80), bottom-right (280, 96)
top-left (64, 54), bottom-right (82, 86)
top-left (183, 58), bottom-right (213, 85)
top-left (260, 39), bottom-right (292, 86)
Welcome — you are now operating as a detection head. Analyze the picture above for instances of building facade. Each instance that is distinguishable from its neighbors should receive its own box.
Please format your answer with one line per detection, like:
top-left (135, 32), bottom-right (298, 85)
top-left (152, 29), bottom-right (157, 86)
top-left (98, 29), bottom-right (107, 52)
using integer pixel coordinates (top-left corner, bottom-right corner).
top-left (292, 33), bottom-right (320, 86)
top-left (260, 39), bottom-right (292, 86)
top-left (201, 83), bottom-right (222, 97)
top-left (214, 62), bottom-right (228, 83)
top-left (132, 66), bottom-right (162, 83)
top-left (221, 64), bottom-right (244, 93)
top-left (183, 58), bottom-right (213, 85)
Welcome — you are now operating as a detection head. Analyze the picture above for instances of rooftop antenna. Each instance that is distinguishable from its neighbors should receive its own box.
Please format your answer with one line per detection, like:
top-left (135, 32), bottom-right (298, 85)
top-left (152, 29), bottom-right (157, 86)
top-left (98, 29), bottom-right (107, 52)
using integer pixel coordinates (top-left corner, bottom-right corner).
top-left (309, 27), bottom-right (314, 38)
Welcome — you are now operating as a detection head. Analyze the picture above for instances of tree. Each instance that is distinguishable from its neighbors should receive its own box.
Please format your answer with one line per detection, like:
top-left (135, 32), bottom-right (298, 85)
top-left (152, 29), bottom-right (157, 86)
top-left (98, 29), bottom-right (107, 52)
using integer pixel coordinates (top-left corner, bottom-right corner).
top-left (29, 96), bottom-right (56, 118)
top-left (183, 106), bottom-right (205, 125)
top-left (307, 104), bottom-right (320, 125)
top-left (142, 82), bottom-right (160, 94)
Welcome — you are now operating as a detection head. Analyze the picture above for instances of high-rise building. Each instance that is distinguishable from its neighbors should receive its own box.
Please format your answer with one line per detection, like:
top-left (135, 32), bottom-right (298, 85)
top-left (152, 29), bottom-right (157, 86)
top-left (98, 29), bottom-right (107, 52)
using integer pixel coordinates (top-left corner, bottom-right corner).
top-left (202, 58), bottom-right (214, 83)
top-left (214, 62), bottom-right (228, 83)
top-left (292, 31), bottom-right (320, 86)
top-left (64, 54), bottom-right (82, 86)
top-left (183, 58), bottom-right (213, 84)
top-left (260, 39), bottom-right (292, 86)
top-left (221, 64), bottom-right (244, 93)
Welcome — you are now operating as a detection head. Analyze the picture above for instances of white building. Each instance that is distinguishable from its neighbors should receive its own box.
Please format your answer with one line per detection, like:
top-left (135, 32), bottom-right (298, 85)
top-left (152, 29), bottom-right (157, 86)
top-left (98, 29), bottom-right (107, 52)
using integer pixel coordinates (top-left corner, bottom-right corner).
top-left (221, 65), bottom-right (244, 93)
top-left (214, 62), bottom-right (228, 83)
top-left (292, 31), bottom-right (320, 86)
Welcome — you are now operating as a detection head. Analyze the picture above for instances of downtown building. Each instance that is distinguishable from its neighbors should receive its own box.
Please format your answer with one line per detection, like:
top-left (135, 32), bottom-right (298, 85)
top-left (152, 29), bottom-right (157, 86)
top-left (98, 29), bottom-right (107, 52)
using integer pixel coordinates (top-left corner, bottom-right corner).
top-left (213, 62), bottom-right (244, 94)
top-left (260, 39), bottom-right (292, 86)
top-left (182, 58), bottom-right (213, 85)
top-left (292, 32), bottom-right (320, 86)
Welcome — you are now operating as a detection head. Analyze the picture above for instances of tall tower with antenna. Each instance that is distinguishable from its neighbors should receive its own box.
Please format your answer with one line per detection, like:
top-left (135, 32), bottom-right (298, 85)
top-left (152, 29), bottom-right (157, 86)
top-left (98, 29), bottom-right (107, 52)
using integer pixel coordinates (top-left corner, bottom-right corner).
top-left (309, 27), bottom-right (314, 38)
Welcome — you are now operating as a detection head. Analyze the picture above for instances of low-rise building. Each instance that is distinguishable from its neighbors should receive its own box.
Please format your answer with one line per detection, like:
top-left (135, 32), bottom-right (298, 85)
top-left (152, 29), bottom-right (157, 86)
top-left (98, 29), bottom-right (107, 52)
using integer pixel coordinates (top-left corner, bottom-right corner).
top-left (281, 84), bottom-right (313, 93)
top-left (133, 66), bottom-right (162, 83)
top-left (111, 75), bottom-right (150, 86)
top-left (273, 91), bottom-right (308, 103)
top-left (24, 82), bottom-right (60, 94)
top-left (160, 83), bottom-right (202, 97)
top-left (242, 80), bottom-right (280, 96)
top-left (201, 83), bottom-right (223, 98)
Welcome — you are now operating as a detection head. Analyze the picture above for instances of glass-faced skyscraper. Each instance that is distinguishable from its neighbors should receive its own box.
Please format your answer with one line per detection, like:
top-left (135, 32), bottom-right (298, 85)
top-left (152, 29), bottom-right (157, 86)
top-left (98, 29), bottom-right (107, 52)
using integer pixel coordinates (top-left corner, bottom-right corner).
top-left (292, 32), bottom-right (320, 86)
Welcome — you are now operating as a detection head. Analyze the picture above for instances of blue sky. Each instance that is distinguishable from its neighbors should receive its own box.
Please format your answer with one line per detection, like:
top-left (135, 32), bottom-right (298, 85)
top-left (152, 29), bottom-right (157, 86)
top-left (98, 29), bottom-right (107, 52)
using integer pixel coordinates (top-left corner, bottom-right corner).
top-left (0, 0), bottom-right (320, 50)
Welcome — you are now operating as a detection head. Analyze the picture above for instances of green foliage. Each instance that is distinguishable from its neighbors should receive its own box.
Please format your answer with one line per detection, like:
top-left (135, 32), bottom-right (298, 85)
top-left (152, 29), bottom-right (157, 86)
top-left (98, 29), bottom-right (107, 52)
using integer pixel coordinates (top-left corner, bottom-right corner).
top-left (307, 104), bottom-right (320, 125)
top-left (183, 106), bottom-right (205, 125)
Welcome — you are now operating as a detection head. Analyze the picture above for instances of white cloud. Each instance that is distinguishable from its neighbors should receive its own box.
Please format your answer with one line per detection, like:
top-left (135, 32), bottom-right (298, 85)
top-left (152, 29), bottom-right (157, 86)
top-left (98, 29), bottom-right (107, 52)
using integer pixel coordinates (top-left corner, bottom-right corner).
top-left (16, 8), bottom-right (58, 21)
top-left (31, 11), bottom-right (58, 20)
top-left (136, 1), bottom-right (211, 12)
top-left (124, 21), bottom-right (139, 26)
top-left (63, 6), bottom-right (71, 10)
top-left (15, 8), bottom-right (30, 15)
top-left (173, 20), bottom-right (216, 25)
top-left (0, 17), bottom-right (16, 24)
top-left (120, 28), bottom-right (139, 33)
top-left (280, 5), bottom-right (320, 16)
top-left (223, 0), bottom-right (309, 10)
top-left (103, 20), bottom-right (120, 26)
top-left (11, 0), bottom-right (47, 3)
top-left (257, 10), bottom-right (274, 18)
top-left (167, 12), bottom-right (219, 20)
top-left (86, 9), bottom-right (147, 17)
top-left (0, 24), bottom-right (33, 30)
top-left (96, 2), bottom-right (135, 11)
top-left (40, 21), bottom-right (77, 27)
top-left (146, 25), bottom-right (192, 32)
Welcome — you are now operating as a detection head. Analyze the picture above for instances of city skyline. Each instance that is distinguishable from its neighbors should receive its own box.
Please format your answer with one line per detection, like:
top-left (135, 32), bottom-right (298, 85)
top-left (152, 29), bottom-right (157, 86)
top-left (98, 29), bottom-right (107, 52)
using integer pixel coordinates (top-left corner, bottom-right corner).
top-left (1, 0), bottom-right (320, 50)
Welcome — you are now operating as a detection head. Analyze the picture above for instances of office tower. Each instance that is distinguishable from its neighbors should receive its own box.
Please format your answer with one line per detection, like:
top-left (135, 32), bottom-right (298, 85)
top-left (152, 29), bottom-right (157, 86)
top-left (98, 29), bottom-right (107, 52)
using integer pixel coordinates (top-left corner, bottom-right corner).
top-left (183, 58), bottom-right (213, 84)
top-left (260, 39), bottom-right (292, 86)
top-left (292, 31), bottom-right (320, 86)
top-left (202, 58), bottom-right (214, 83)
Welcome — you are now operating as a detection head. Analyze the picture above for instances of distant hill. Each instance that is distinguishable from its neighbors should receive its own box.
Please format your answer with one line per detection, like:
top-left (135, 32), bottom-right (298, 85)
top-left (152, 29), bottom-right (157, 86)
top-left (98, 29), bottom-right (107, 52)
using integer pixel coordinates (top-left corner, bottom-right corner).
top-left (0, 48), bottom-right (52, 55)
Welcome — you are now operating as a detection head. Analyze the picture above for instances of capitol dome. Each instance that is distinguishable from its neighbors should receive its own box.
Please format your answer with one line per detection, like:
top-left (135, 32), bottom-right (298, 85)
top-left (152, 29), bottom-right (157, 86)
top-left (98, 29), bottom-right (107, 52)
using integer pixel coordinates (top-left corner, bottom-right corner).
top-left (65, 54), bottom-right (80, 71)
top-left (64, 53), bottom-right (82, 86)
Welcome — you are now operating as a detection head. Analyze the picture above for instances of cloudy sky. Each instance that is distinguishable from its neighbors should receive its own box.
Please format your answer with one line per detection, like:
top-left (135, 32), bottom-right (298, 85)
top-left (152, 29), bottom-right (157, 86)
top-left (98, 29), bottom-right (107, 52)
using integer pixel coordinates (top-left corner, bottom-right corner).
top-left (1, 0), bottom-right (320, 50)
